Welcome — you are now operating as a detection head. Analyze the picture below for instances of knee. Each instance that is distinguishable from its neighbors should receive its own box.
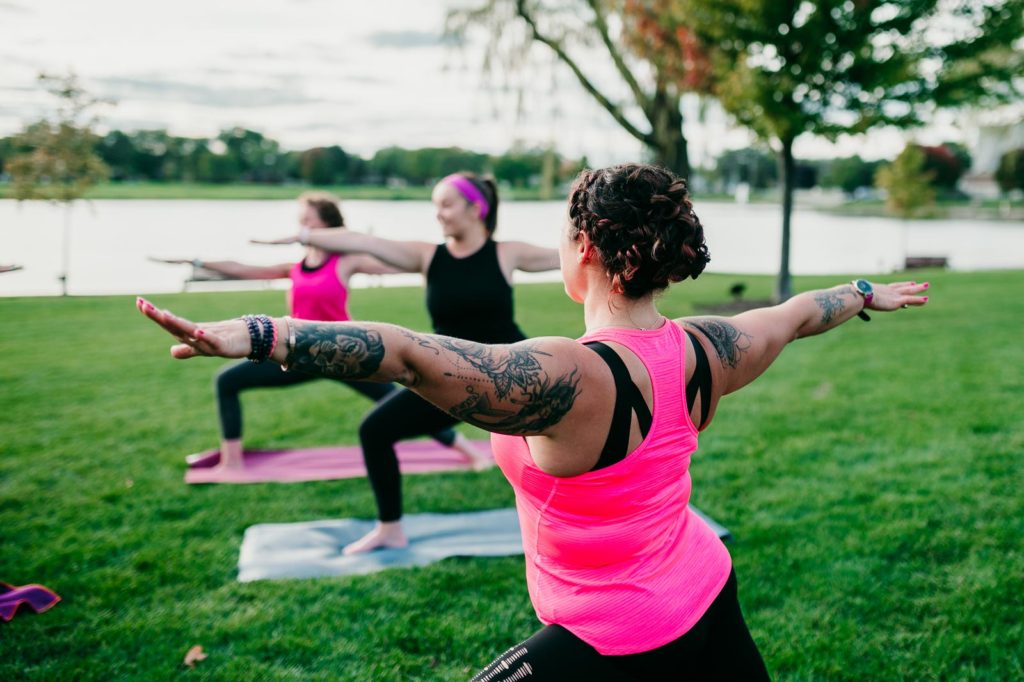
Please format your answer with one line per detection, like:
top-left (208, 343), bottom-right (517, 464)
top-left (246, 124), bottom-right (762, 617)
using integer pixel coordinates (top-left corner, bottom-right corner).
top-left (358, 413), bottom-right (392, 448)
top-left (214, 365), bottom-right (237, 397)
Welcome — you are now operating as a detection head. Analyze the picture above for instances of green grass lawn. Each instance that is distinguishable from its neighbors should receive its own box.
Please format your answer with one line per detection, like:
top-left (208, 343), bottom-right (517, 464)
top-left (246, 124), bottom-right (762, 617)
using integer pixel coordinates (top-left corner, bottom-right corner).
top-left (2, 270), bottom-right (1022, 680)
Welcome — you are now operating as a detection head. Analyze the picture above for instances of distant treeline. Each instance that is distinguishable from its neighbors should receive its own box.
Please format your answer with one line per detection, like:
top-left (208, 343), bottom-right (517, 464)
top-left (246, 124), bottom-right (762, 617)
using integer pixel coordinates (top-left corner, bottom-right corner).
top-left (0, 126), bottom-right (586, 189)
top-left (0, 125), bottom-right (993, 197)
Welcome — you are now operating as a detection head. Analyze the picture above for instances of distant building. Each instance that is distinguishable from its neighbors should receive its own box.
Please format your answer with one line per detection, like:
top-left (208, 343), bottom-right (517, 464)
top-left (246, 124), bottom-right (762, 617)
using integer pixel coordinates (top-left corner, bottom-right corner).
top-left (962, 104), bottom-right (1024, 197)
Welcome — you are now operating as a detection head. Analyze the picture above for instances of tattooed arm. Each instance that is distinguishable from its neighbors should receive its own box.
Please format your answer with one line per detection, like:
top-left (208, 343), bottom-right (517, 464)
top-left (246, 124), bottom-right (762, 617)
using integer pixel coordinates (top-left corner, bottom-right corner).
top-left (677, 281), bottom-right (929, 417)
top-left (137, 298), bottom-right (605, 453)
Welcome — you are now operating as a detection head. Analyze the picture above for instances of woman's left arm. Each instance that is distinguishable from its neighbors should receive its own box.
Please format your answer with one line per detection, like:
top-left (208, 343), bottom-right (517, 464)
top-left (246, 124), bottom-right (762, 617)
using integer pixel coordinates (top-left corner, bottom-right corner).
top-left (681, 280), bottom-right (929, 398)
top-left (500, 241), bottom-right (561, 272)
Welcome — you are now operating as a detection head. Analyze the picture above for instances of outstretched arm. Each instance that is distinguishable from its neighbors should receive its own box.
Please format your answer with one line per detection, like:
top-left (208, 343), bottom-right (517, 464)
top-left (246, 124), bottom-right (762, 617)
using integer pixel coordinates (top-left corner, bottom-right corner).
top-left (137, 297), bottom-right (589, 441)
top-left (252, 229), bottom-right (433, 274)
top-left (499, 241), bottom-right (561, 273)
top-left (149, 257), bottom-right (291, 280)
top-left (678, 280), bottom-right (929, 414)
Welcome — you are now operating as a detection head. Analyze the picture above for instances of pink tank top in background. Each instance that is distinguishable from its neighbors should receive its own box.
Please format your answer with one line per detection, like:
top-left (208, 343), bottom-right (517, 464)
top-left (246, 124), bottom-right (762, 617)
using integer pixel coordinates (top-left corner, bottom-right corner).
top-left (490, 320), bottom-right (732, 655)
top-left (288, 254), bottom-right (351, 321)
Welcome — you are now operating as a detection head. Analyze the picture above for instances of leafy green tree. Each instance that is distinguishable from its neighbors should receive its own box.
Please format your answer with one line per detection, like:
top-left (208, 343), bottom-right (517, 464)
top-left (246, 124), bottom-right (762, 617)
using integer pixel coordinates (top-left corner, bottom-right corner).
top-left (875, 145), bottom-right (936, 218)
top-left (820, 156), bottom-right (884, 195)
top-left (672, 0), bottom-right (1022, 299)
top-left (7, 73), bottom-right (109, 295)
top-left (217, 127), bottom-right (283, 182)
top-left (714, 148), bottom-right (778, 190)
top-left (995, 147), bottom-right (1024, 193)
top-left (447, 0), bottom-right (714, 177)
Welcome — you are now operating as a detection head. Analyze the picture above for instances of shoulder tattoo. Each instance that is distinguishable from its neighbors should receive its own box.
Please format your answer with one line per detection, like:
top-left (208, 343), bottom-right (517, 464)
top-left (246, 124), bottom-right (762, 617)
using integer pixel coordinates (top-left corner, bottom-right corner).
top-left (688, 318), bottom-right (753, 369)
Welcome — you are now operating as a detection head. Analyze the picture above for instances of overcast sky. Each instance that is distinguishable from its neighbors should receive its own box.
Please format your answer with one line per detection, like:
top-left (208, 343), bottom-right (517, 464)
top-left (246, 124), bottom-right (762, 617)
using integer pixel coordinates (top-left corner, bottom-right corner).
top-left (0, 0), bottom-right (963, 166)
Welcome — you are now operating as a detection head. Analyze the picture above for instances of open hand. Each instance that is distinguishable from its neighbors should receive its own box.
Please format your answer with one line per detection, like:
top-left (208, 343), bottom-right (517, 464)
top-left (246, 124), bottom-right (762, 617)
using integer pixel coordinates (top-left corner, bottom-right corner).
top-left (136, 297), bottom-right (251, 360)
top-left (868, 281), bottom-right (930, 312)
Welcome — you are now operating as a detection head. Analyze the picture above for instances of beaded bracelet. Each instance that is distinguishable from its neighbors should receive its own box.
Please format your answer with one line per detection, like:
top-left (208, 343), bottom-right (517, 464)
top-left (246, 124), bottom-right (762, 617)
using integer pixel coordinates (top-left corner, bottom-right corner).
top-left (259, 315), bottom-right (274, 360)
top-left (242, 314), bottom-right (275, 363)
top-left (242, 315), bottom-right (261, 362)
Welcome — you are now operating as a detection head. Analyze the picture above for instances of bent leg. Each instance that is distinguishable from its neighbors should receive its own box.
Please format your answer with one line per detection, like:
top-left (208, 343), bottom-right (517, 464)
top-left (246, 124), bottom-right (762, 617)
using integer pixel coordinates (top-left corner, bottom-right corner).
top-left (338, 378), bottom-right (458, 447)
top-left (470, 625), bottom-right (631, 682)
top-left (215, 360), bottom-right (314, 441)
top-left (357, 388), bottom-right (460, 522)
top-left (214, 361), bottom-right (315, 468)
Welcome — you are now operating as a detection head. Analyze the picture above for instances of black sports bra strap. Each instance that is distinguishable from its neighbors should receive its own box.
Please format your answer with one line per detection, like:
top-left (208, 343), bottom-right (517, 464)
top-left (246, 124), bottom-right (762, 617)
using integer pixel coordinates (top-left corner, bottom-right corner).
top-left (685, 331), bottom-right (713, 430)
top-left (584, 341), bottom-right (653, 471)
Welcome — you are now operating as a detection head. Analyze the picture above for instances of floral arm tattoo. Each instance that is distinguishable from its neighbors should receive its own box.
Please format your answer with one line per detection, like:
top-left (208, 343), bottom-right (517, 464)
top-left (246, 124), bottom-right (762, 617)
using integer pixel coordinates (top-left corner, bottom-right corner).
top-left (429, 336), bottom-right (582, 434)
top-left (814, 287), bottom-right (848, 324)
top-left (687, 318), bottom-right (753, 369)
top-left (287, 324), bottom-right (581, 435)
top-left (287, 323), bottom-right (385, 379)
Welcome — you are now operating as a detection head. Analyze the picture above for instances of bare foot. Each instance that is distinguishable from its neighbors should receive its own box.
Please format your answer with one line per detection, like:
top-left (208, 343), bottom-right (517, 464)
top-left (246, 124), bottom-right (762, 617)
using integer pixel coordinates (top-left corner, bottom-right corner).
top-left (450, 433), bottom-right (494, 471)
top-left (212, 439), bottom-right (245, 472)
top-left (343, 521), bottom-right (408, 555)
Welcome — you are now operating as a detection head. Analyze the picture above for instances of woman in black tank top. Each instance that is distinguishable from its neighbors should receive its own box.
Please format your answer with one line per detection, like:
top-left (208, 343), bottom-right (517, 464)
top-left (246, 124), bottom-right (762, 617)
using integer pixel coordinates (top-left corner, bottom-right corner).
top-left (254, 172), bottom-right (558, 553)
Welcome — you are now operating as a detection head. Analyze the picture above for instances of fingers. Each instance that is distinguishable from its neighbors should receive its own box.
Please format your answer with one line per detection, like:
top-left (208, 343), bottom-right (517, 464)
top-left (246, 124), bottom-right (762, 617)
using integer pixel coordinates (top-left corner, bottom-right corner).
top-left (171, 343), bottom-right (202, 359)
top-left (137, 297), bottom-right (208, 352)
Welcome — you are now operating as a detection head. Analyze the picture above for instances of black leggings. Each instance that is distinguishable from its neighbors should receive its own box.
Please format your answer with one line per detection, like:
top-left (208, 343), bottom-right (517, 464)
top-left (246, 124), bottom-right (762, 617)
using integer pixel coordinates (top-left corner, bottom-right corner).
top-left (358, 387), bottom-right (462, 522)
top-left (214, 360), bottom-right (456, 447)
top-left (470, 569), bottom-right (769, 681)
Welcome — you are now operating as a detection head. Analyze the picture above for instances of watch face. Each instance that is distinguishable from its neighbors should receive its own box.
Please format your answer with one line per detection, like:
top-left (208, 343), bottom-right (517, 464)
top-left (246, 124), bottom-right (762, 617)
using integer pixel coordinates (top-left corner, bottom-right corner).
top-left (855, 279), bottom-right (873, 295)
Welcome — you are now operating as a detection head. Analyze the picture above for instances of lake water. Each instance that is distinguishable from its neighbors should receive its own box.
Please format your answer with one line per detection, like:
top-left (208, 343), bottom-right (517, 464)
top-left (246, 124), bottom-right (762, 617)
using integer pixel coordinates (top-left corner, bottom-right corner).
top-left (1, 199), bottom-right (1021, 297)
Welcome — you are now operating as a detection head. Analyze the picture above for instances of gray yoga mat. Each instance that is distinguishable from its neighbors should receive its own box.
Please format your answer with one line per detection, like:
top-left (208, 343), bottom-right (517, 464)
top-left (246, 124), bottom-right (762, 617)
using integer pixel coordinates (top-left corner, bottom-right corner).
top-left (237, 506), bottom-right (731, 582)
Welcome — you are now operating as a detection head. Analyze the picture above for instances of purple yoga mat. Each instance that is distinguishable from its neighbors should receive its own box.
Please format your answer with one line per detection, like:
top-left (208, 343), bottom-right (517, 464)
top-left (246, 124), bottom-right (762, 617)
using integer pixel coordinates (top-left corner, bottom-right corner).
top-left (184, 439), bottom-right (494, 485)
top-left (0, 583), bottom-right (61, 622)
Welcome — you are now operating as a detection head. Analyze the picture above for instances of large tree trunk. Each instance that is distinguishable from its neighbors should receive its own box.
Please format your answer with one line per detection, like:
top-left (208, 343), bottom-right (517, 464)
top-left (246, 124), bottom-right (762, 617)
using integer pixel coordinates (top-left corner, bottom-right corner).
top-left (648, 86), bottom-right (690, 179)
top-left (775, 138), bottom-right (795, 302)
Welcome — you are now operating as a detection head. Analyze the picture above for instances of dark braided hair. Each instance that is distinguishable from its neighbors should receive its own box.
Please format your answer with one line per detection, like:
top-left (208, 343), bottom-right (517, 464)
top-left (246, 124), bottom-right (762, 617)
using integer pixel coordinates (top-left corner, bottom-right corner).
top-left (568, 163), bottom-right (710, 299)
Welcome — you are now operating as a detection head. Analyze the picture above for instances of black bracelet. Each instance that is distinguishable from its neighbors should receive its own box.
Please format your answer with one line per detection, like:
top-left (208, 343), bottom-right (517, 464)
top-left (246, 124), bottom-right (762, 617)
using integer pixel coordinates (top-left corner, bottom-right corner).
top-left (243, 314), bottom-right (274, 363)
top-left (259, 315), bottom-right (274, 361)
top-left (243, 315), bottom-right (261, 361)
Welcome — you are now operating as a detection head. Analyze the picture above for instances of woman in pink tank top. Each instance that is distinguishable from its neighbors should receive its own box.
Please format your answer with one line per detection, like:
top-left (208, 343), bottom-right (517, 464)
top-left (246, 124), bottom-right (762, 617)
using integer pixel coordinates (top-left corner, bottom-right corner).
top-left (141, 164), bottom-right (929, 679)
top-left (152, 192), bottom-right (466, 471)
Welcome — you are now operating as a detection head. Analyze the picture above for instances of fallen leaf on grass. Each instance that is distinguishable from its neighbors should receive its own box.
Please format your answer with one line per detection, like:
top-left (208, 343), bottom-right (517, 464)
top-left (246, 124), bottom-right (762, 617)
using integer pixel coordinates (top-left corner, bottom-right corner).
top-left (183, 645), bottom-right (208, 668)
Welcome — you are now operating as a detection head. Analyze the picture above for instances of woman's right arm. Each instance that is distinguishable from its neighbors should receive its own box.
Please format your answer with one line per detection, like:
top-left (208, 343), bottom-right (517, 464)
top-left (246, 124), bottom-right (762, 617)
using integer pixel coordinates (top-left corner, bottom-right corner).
top-left (137, 298), bottom-right (605, 454)
top-left (256, 230), bottom-right (433, 274)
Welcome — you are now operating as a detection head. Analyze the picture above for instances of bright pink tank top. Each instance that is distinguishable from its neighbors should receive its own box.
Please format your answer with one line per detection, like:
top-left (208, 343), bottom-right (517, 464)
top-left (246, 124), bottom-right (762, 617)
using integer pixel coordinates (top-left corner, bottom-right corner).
top-left (491, 320), bottom-right (732, 655)
top-left (287, 254), bottom-right (351, 321)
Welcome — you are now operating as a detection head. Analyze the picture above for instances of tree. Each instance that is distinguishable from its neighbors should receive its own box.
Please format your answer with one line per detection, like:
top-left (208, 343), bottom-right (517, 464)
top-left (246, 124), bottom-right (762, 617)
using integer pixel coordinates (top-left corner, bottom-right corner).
top-left (7, 73), bottom-right (109, 296)
top-left (820, 156), bottom-right (883, 195)
top-left (995, 147), bottom-right (1024, 193)
top-left (875, 145), bottom-right (936, 218)
top-left (671, 0), bottom-right (1023, 299)
top-left (919, 144), bottom-right (967, 191)
top-left (447, 0), bottom-right (712, 177)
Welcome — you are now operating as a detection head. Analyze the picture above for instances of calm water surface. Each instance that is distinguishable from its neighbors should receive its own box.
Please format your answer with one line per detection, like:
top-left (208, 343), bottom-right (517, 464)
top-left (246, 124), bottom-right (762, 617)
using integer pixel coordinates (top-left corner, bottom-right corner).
top-left (1, 199), bottom-right (1021, 297)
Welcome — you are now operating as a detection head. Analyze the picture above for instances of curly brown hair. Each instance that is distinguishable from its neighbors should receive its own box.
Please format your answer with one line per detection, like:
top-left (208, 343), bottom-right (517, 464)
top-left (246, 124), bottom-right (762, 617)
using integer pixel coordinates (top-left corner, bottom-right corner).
top-left (568, 163), bottom-right (710, 299)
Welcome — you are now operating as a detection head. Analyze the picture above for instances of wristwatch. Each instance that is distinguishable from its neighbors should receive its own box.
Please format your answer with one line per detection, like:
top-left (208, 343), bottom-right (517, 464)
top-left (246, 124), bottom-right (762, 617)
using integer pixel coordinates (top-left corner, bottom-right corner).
top-left (851, 279), bottom-right (873, 321)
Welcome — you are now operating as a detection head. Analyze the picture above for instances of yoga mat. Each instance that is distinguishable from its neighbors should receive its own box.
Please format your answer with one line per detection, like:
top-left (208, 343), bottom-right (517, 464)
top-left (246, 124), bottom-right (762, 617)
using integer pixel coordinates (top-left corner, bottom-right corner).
top-left (236, 506), bottom-right (731, 582)
top-left (185, 439), bottom-right (494, 485)
top-left (1, 582), bottom-right (60, 622)
top-left (237, 508), bottom-right (523, 582)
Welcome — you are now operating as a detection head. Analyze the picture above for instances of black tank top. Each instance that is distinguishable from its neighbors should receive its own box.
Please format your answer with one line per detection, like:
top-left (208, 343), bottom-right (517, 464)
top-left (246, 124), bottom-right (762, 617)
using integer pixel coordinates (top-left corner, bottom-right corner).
top-left (425, 240), bottom-right (526, 344)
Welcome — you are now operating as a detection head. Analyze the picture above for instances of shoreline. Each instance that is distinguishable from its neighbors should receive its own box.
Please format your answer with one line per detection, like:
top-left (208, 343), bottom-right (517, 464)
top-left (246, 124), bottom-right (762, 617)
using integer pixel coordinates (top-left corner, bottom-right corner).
top-left (1, 182), bottom-right (1019, 221)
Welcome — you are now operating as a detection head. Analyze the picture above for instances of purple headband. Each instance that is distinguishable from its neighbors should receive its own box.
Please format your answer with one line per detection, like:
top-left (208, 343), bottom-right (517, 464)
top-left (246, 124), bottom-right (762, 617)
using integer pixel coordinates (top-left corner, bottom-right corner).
top-left (443, 174), bottom-right (490, 219)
